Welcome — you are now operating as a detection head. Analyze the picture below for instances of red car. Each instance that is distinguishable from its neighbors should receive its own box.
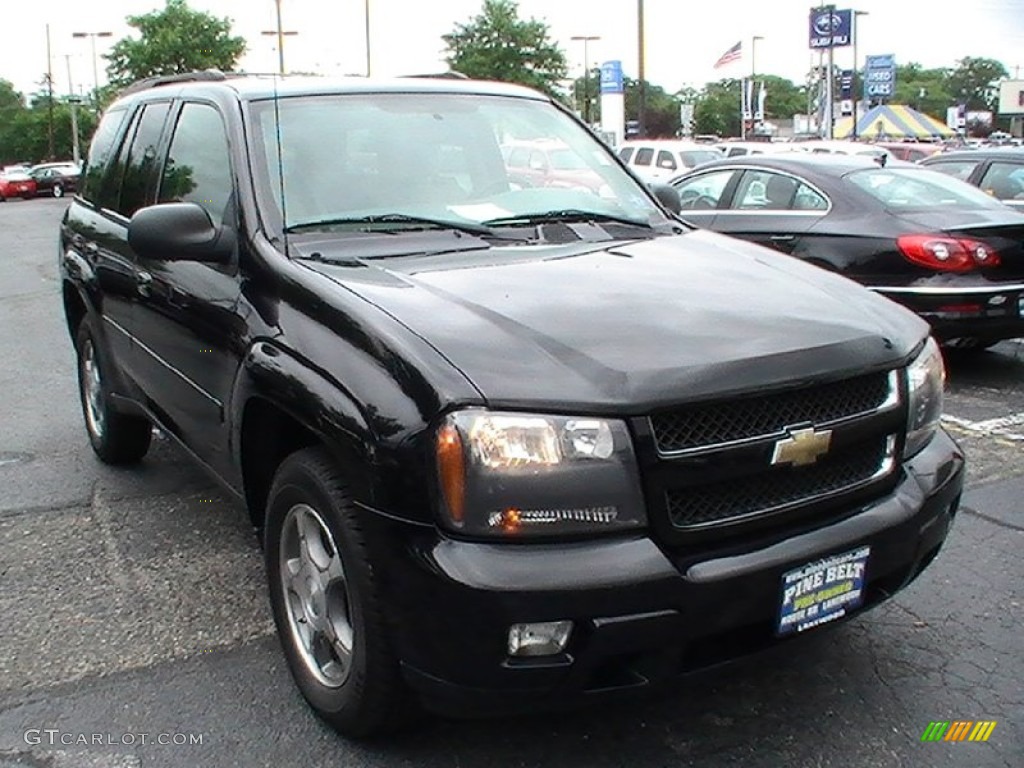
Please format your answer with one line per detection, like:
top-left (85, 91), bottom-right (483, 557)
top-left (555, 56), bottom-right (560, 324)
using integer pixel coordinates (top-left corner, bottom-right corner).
top-left (0, 170), bottom-right (37, 201)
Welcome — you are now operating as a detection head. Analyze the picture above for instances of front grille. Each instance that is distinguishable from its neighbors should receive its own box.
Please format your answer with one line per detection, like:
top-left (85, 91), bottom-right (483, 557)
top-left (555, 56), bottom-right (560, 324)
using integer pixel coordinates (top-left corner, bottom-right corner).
top-left (665, 435), bottom-right (894, 529)
top-left (650, 371), bottom-right (894, 455)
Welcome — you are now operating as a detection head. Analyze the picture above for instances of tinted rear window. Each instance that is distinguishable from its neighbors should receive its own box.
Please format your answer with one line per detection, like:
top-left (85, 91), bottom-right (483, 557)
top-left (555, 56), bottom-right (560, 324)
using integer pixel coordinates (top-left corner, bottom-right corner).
top-left (80, 108), bottom-right (128, 203)
top-left (845, 168), bottom-right (1009, 210)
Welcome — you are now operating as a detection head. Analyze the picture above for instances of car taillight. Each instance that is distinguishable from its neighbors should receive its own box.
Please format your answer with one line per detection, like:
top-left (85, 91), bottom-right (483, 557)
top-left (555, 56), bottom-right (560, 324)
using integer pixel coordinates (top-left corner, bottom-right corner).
top-left (896, 235), bottom-right (1000, 272)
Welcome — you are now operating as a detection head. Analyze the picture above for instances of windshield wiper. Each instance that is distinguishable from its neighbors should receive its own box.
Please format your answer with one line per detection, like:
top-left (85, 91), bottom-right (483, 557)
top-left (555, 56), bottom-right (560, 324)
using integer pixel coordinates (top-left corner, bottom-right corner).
top-left (482, 209), bottom-right (654, 229)
top-left (284, 213), bottom-right (511, 238)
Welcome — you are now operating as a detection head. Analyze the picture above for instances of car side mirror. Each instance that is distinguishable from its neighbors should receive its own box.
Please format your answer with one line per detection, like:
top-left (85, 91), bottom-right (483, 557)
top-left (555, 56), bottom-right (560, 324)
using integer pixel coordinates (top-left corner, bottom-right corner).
top-left (648, 182), bottom-right (681, 214)
top-left (128, 202), bottom-right (234, 263)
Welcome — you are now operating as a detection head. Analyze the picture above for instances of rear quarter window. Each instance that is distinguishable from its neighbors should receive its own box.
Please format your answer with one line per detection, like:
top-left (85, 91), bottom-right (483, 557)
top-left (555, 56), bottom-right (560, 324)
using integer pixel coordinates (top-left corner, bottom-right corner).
top-left (79, 108), bottom-right (129, 204)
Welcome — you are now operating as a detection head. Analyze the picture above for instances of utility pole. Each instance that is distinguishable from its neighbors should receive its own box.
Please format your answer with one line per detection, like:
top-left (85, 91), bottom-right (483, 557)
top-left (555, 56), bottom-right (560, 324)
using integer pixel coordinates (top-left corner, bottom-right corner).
top-left (65, 55), bottom-right (81, 165)
top-left (571, 35), bottom-right (600, 125)
top-left (261, 0), bottom-right (298, 75)
top-left (45, 24), bottom-right (55, 160)
top-left (851, 10), bottom-right (868, 140)
top-left (637, 0), bottom-right (646, 138)
top-left (364, 0), bottom-right (371, 76)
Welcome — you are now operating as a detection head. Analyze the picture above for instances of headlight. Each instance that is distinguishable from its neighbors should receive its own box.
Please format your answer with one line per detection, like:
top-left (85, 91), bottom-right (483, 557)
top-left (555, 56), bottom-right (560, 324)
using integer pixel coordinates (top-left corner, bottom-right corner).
top-left (434, 410), bottom-right (646, 538)
top-left (904, 337), bottom-right (945, 458)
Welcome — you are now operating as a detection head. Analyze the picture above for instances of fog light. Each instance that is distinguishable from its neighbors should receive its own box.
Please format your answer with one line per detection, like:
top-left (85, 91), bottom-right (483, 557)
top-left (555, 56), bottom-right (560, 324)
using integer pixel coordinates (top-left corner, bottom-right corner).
top-left (507, 621), bottom-right (573, 657)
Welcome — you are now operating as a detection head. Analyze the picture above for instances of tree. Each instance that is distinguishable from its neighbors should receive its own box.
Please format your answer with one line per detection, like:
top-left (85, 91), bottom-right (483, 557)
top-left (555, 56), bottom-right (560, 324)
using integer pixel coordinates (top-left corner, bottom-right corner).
top-left (442, 0), bottom-right (568, 98)
top-left (946, 56), bottom-right (1008, 111)
top-left (625, 79), bottom-right (680, 137)
top-left (104, 0), bottom-right (246, 88)
top-left (890, 63), bottom-right (951, 117)
top-left (693, 79), bottom-right (742, 137)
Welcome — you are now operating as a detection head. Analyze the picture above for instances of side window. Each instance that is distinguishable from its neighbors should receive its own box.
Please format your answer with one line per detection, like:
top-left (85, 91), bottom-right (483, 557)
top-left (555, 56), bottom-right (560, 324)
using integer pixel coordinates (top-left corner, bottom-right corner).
top-left (80, 108), bottom-right (128, 205)
top-left (656, 150), bottom-right (677, 171)
top-left (793, 182), bottom-right (828, 210)
top-left (507, 147), bottom-right (529, 168)
top-left (733, 171), bottom-right (800, 211)
top-left (978, 162), bottom-right (1024, 200)
top-left (618, 146), bottom-right (635, 163)
top-left (528, 150), bottom-right (547, 171)
top-left (726, 147), bottom-right (747, 157)
top-left (926, 160), bottom-right (978, 182)
top-left (158, 103), bottom-right (233, 227)
top-left (634, 148), bottom-right (654, 166)
top-left (671, 169), bottom-right (735, 210)
top-left (116, 102), bottom-right (171, 217)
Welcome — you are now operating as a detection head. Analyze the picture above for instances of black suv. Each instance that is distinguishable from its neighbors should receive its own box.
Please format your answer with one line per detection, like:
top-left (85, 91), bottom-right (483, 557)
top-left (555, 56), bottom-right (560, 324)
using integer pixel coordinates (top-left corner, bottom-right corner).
top-left (60, 72), bottom-right (964, 737)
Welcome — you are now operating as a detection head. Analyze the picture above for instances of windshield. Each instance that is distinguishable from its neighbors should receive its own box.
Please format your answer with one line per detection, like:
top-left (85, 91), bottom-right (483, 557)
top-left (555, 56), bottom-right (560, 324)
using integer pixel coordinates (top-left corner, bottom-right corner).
top-left (249, 93), bottom-right (667, 233)
top-left (846, 167), bottom-right (1011, 210)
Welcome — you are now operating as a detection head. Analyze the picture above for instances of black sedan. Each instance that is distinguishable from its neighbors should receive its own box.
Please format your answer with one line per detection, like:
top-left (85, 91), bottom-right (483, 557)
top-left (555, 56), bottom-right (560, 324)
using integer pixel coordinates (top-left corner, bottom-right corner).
top-left (668, 154), bottom-right (1024, 349)
top-left (29, 164), bottom-right (79, 198)
top-left (921, 148), bottom-right (1024, 212)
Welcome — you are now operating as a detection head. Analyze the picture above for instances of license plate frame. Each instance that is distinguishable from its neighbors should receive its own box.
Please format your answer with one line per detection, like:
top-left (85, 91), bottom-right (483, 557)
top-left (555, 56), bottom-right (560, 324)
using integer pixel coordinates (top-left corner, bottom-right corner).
top-left (777, 546), bottom-right (870, 636)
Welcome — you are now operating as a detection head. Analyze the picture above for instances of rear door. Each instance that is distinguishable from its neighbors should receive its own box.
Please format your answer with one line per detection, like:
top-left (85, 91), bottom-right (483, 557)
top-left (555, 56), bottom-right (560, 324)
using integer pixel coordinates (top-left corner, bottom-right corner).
top-left (712, 169), bottom-right (829, 254)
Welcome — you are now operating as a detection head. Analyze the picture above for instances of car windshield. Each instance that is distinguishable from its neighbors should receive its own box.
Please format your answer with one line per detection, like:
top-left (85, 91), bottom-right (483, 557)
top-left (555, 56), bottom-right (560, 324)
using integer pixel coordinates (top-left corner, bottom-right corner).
top-left (249, 92), bottom-right (668, 233)
top-left (845, 167), bottom-right (1010, 210)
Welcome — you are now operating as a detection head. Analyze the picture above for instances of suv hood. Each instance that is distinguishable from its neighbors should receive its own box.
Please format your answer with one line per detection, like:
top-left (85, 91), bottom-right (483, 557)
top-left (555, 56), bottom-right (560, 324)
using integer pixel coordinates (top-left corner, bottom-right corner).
top-left (304, 230), bottom-right (926, 411)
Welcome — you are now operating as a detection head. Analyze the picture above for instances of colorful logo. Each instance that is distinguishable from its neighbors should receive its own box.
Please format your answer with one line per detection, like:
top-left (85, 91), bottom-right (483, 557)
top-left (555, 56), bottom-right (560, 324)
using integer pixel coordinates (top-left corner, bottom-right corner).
top-left (920, 721), bottom-right (997, 742)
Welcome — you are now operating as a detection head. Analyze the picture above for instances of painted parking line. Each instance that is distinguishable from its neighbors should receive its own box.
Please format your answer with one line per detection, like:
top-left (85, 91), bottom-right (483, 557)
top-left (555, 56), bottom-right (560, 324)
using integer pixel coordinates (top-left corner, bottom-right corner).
top-left (942, 412), bottom-right (1024, 441)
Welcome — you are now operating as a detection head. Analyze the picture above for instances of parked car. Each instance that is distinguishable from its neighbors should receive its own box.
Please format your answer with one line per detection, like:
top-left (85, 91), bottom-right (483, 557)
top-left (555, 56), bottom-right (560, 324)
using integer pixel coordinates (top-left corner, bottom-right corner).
top-left (30, 164), bottom-right (80, 197)
top-left (501, 138), bottom-right (606, 192)
top-left (617, 140), bottom-right (722, 180)
top-left (921, 148), bottom-right (1024, 212)
top-left (715, 140), bottom-right (798, 159)
top-left (0, 169), bottom-right (37, 200)
top-left (668, 154), bottom-right (1024, 349)
top-left (873, 142), bottom-right (943, 163)
top-left (792, 140), bottom-right (895, 164)
top-left (61, 71), bottom-right (962, 737)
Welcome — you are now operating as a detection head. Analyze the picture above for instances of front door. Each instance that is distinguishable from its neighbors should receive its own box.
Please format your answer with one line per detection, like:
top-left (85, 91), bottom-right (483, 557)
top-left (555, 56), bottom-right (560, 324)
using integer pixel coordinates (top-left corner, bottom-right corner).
top-left (130, 101), bottom-right (243, 473)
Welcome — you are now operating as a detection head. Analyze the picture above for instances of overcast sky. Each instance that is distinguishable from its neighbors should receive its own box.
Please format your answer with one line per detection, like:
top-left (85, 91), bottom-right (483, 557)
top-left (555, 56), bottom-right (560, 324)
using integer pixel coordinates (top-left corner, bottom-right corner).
top-left (6, 0), bottom-right (1024, 99)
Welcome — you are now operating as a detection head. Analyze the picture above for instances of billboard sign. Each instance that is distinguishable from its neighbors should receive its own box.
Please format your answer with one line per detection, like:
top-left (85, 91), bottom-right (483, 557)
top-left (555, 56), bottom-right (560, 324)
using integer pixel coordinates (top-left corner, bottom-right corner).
top-left (809, 8), bottom-right (852, 48)
top-left (864, 54), bottom-right (896, 100)
top-left (599, 60), bottom-right (624, 95)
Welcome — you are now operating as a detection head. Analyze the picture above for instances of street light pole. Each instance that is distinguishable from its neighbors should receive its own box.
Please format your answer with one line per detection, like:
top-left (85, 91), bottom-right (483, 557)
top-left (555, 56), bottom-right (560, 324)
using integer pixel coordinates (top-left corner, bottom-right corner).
top-left (364, 0), bottom-right (371, 77)
top-left (637, 0), bottom-right (646, 138)
top-left (65, 55), bottom-right (81, 165)
top-left (570, 35), bottom-right (600, 125)
top-left (71, 31), bottom-right (113, 106)
top-left (852, 10), bottom-right (868, 140)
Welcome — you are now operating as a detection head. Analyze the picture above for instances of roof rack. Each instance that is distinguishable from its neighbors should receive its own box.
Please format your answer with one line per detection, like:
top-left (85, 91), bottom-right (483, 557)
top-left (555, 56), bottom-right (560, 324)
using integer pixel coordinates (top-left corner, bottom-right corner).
top-left (117, 69), bottom-right (228, 97)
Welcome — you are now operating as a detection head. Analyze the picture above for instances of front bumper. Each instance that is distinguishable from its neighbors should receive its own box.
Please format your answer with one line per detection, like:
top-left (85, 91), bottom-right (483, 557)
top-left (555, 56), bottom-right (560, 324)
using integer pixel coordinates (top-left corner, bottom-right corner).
top-left (873, 284), bottom-right (1024, 342)
top-left (363, 430), bottom-right (964, 717)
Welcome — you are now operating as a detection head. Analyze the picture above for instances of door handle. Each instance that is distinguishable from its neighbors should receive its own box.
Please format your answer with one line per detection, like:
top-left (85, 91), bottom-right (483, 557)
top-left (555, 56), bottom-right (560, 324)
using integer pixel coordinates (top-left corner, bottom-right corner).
top-left (769, 235), bottom-right (795, 242)
top-left (136, 271), bottom-right (153, 297)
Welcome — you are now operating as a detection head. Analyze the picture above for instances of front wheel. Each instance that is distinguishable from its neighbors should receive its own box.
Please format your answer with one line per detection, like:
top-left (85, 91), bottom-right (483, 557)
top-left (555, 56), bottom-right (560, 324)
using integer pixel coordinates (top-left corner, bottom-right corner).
top-left (265, 447), bottom-right (411, 738)
top-left (52, 184), bottom-right (64, 198)
top-left (75, 316), bottom-right (152, 464)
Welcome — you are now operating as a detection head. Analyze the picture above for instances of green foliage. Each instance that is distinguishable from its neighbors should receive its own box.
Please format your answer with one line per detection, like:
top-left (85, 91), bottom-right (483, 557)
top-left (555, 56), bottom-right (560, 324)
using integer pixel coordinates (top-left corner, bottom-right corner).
top-left (0, 91), bottom-right (97, 165)
top-left (693, 79), bottom-right (742, 137)
top-left (105, 0), bottom-right (246, 88)
top-left (625, 78), bottom-right (681, 138)
top-left (890, 64), bottom-right (951, 117)
top-left (946, 56), bottom-right (1008, 111)
top-left (443, 0), bottom-right (568, 98)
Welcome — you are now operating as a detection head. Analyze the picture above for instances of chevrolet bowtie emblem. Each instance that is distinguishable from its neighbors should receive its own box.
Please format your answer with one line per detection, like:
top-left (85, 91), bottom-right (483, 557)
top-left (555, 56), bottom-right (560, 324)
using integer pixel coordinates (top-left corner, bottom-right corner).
top-left (771, 427), bottom-right (833, 467)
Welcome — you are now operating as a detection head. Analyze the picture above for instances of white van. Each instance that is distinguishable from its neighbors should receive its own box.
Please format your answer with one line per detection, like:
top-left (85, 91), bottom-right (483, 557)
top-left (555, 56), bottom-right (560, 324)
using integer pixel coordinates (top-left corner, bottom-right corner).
top-left (617, 140), bottom-right (723, 181)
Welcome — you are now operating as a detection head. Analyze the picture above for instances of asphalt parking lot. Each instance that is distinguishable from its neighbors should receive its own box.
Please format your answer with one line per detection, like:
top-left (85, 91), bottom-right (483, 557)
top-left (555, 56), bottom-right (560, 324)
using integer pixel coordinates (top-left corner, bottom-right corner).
top-left (0, 197), bottom-right (1021, 768)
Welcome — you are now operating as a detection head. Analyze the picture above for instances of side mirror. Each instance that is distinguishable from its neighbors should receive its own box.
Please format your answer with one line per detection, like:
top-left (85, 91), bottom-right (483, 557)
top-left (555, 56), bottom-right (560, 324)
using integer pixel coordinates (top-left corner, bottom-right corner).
top-left (648, 182), bottom-right (681, 214)
top-left (128, 202), bottom-right (234, 263)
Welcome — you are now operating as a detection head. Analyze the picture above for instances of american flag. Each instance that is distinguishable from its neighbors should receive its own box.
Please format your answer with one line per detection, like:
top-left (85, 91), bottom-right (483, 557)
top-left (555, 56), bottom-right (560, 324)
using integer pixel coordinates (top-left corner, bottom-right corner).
top-left (713, 41), bottom-right (742, 69)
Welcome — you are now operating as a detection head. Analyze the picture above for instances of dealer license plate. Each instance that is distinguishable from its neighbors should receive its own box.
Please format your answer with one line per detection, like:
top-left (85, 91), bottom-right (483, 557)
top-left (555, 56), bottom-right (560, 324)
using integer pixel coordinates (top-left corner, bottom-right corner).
top-left (777, 546), bottom-right (869, 636)
top-left (1018, 295), bottom-right (1024, 317)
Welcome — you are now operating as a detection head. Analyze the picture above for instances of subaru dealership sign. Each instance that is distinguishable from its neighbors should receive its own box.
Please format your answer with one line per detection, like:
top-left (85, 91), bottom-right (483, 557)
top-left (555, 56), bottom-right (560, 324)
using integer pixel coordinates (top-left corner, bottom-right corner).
top-left (809, 7), bottom-right (852, 48)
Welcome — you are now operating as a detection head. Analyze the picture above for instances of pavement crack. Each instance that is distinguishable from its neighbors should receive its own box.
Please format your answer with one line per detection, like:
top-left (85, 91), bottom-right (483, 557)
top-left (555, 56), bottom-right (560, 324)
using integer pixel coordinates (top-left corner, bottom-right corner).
top-left (959, 505), bottom-right (1024, 532)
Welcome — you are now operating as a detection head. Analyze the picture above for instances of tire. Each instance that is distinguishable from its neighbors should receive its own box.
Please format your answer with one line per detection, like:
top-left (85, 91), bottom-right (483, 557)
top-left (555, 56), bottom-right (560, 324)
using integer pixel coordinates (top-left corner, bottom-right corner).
top-left (75, 316), bottom-right (152, 464)
top-left (264, 447), bottom-right (411, 738)
top-left (52, 184), bottom-right (64, 198)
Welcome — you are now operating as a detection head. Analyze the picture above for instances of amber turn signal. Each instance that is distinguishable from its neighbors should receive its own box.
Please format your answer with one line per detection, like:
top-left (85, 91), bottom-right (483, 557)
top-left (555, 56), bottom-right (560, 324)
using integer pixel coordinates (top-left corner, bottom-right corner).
top-left (436, 423), bottom-right (466, 524)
